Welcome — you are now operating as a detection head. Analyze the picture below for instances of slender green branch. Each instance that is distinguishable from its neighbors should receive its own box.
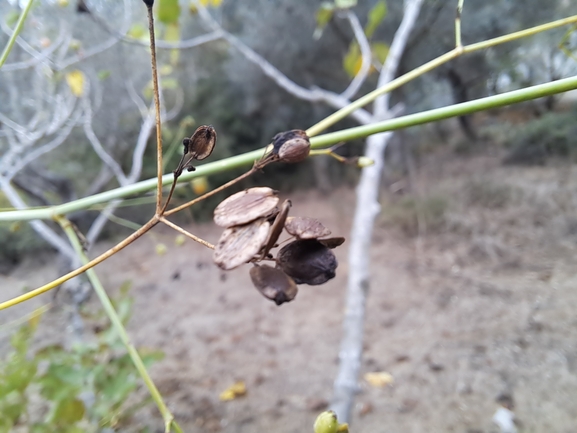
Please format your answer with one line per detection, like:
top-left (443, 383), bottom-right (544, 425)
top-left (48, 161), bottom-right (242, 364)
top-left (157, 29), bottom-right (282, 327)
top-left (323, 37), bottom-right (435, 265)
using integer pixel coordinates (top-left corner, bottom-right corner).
top-left (2, 71), bottom-right (577, 223)
top-left (0, 0), bottom-right (34, 69)
top-left (305, 14), bottom-right (577, 137)
top-left (311, 74), bottom-right (577, 147)
top-left (455, 0), bottom-right (464, 48)
top-left (57, 216), bottom-right (182, 433)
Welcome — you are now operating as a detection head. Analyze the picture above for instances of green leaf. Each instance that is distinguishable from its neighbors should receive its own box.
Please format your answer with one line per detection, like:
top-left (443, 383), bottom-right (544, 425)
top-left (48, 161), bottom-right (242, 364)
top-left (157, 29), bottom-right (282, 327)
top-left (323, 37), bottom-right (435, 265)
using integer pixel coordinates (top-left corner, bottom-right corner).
top-left (127, 23), bottom-right (147, 40)
top-left (156, 0), bottom-right (180, 25)
top-left (343, 42), bottom-right (361, 78)
top-left (365, 0), bottom-right (387, 39)
top-left (97, 70), bottom-right (111, 81)
top-left (5, 11), bottom-right (20, 27)
top-left (314, 3), bottom-right (335, 40)
top-left (371, 41), bottom-right (389, 64)
top-left (51, 398), bottom-right (85, 424)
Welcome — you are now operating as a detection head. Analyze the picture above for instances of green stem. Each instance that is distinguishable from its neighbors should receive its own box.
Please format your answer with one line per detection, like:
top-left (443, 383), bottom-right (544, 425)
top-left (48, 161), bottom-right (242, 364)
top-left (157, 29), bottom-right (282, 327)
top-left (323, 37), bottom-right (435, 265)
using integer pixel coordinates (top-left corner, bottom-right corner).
top-left (57, 216), bottom-right (182, 433)
top-left (0, 0), bottom-right (34, 69)
top-left (311, 73), bottom-right (577, 147)
top-left (305, 14), bottom-right (577, 137)
top-left (2, 72), bottom-right (576, 222)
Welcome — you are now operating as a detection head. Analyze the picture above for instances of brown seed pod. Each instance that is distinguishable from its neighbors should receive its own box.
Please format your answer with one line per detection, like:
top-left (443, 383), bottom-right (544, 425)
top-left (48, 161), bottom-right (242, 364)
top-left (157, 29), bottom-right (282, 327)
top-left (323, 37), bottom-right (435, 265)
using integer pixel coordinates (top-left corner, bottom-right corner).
top-left (214, 187), bottom-right (279, 228)
top-left (285, 216), bottom-right (331, 240)
top-left (318, 237), bottom-right (345, 249)
top-left (261, 199), bottom-right (291, 258)
top-left (250, 264), bottom-right (298, 305)
top-left (277, 239), bottom-right (338, 285)
top-left (174, 125), bottom-right (217, 176)
top-left (213, 219), bottom-right (270, 270)
top-left (272, 129), bottom-right (311, 163)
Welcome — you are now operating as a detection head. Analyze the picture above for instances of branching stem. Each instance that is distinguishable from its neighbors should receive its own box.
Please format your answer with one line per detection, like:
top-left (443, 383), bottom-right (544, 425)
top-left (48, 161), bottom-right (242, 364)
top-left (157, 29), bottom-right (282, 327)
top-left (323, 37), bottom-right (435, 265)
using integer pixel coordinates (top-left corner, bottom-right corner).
top-left (56, 216), bottom-right (181, 433)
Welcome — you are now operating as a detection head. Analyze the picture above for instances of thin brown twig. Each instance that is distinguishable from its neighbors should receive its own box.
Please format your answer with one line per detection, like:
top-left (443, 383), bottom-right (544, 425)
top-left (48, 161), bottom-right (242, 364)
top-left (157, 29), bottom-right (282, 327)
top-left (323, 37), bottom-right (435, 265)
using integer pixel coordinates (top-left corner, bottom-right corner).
top-left (145, 4), bottom-right (164, 214)
top-left (159, 216), bottom-right (215, 249)
top-left (164, 165), bottom-right (259, 216)
top-left (160, 177), bottom-right (178, 214)
top-left (0, 217), bottom-right (159, 310)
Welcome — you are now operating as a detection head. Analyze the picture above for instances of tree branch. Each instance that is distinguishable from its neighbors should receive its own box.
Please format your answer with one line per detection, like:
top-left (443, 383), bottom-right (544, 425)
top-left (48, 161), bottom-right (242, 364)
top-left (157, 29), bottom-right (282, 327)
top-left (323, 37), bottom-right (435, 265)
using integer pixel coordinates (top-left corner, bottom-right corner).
top-left (330, 0), bottom-right (425, 424)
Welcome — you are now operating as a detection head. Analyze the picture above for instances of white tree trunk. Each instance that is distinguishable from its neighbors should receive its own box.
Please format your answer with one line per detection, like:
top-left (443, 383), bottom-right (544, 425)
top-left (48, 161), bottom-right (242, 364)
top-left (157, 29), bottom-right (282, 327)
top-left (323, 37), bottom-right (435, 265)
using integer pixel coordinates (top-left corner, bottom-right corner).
top-left (330, 0), bottom-right (424, 423)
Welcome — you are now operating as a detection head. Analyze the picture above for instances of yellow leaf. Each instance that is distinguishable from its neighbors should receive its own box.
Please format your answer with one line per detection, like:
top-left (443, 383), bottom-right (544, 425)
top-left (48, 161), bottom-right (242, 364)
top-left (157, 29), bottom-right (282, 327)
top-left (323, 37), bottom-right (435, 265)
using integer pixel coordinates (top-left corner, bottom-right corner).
top-left (219, 381), bottom-right (247, 401)
top-left (210, 0), bottom-right (223, 6)
top-left (343, 43), bottom-right (361, 78)
top-left (191, 177), bottom-right (209, 195)
top-left (174, 234), bottom-right (186, 246)
top-left (364, 371), bottom-right (394, 387)
top-left (66, 70), bottom-right (85, 97)
top-left (9, 222), bottom-right (21, 232)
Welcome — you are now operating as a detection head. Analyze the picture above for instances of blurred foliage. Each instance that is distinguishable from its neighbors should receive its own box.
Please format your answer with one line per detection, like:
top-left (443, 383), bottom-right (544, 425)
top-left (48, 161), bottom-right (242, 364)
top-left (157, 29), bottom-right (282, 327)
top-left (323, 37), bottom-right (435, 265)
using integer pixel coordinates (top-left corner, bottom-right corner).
top-left (0, 285), bottom-right (162, 432)
top-left (464, 178), bottom-right (514, 209)
top-left (502, 107), bottom-right (577, 165)
top-left (381, 194), bottom-right (449, 236)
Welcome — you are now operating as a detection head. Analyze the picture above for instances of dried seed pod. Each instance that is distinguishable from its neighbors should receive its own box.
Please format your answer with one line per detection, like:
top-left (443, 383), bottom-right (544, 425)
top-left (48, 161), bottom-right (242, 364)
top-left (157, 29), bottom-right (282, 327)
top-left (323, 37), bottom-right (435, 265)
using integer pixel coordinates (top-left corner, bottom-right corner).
top-left (261, 199), bottom-right (291, 258)
top-left (318, 237), bottom-right (345, 249)
top-left (213, 219), bottom-right (270, 270)
top-left (174, 125), bottom-right (217, 176)
top-left (214, 187), bottom-right (279, 228)
top-left (272, 129), bottom-right (311, 163)
top-left (277, 239), bottom-right (338, 285)
top-left (285, 216), bottom-right (331, 240)
top-left (250, 264), bottom-right (298, 305)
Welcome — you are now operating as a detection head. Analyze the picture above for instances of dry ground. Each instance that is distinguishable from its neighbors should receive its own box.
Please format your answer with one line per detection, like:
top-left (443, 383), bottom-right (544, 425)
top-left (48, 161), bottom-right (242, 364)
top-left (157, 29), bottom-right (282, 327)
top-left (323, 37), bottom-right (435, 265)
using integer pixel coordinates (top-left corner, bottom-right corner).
top-left (2, 152), bottom-right (577, 432)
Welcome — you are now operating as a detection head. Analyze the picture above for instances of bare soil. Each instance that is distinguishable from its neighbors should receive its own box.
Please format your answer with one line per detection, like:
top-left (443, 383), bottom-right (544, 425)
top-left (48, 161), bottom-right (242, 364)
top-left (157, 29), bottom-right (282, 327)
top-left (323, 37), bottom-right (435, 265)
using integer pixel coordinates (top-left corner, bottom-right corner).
top-left (2, 152), bottom-right (577, 432)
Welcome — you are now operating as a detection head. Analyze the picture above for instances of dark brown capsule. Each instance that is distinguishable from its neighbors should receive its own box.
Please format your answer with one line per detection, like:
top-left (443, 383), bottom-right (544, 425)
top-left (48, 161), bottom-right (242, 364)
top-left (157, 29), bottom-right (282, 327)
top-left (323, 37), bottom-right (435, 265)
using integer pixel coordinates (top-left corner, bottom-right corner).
top-left (213, 219), bottom-right (270, 270)
top-left (277, 239), bottom-right (338, 285)
top-left (213, 187), bottom-right (279, 228)
top-left (174, 125), bottom-right (217, 176)
top-left (250, 264), bottom-right (298, 305)
top-left (271, 129), bottom-right (311, 163)
top-left (285, 216), bottom-right (331, 240)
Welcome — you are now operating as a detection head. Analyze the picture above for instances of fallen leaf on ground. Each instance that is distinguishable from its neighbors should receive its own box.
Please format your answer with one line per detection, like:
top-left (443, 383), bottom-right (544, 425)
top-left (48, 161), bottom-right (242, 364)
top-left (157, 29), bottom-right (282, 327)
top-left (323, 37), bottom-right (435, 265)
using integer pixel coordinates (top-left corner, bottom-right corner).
top-left (219, 381), bottom-right (247, 401)
top-left (364, 371), bottom-right (394, 387)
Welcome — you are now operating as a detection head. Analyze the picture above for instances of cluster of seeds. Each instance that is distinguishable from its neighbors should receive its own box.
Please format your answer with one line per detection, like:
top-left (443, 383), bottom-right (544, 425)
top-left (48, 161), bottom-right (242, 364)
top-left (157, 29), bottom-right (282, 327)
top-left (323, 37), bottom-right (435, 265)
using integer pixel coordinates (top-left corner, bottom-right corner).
top-left (212, 187), bottom-right (344, 305)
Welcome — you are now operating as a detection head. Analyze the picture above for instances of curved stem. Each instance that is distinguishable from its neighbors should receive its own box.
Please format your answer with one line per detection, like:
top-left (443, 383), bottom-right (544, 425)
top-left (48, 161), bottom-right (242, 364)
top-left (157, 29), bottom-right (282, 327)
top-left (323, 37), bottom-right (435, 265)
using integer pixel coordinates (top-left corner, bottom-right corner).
top-left (0, 0), bottom-right (34, 69)
top-left (0, 217), bottom-right (158, 311)
top-left (57, 216), bottom-right (178, 432)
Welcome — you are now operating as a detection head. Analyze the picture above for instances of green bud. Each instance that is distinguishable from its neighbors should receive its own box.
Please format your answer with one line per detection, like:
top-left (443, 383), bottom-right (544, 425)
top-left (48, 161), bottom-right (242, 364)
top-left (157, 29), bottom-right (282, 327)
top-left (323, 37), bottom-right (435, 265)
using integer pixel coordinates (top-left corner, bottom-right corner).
top-left (314, 411), bottom-right (338, 433)
top-left (357, 156), bottom-right (375, 168)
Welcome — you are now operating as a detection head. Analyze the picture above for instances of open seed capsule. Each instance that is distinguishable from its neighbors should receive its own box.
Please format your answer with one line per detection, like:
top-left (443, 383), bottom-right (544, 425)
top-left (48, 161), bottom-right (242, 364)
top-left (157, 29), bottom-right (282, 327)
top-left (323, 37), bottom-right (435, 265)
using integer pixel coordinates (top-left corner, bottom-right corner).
top-left (213, 219), bottom-right (270, 270)
top-left (271, 129), bottom-right (311, 163)
top-left (214, 187), bottom-right (279, 228)
top-left (277, 239), bottom-right (338, 285)
top-left (250, 264), bottom-right (298, 305)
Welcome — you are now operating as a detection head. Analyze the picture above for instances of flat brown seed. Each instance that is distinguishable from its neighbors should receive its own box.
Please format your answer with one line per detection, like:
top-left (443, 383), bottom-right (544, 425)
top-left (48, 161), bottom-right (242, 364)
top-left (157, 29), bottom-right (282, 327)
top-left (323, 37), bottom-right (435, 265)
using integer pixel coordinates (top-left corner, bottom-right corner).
top-left (318, 237), bottom-right (345, 249)
top-left (213, 219), bottom-right (270, 270)
top-left (214, 187), bottom-right (279, 228)
top-left (250, 264), bottom-right (298, 305)
top-left (285, 216), bottom-right (331, 240)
